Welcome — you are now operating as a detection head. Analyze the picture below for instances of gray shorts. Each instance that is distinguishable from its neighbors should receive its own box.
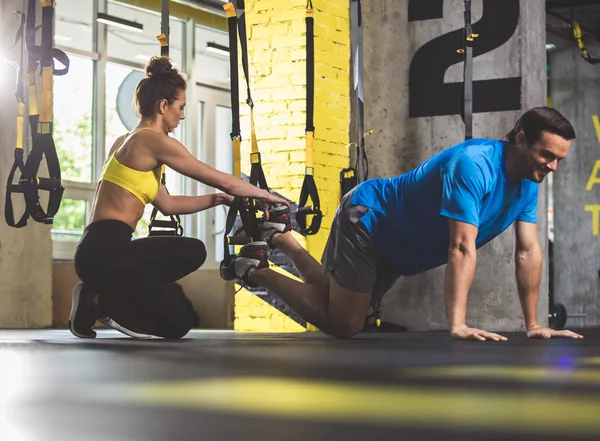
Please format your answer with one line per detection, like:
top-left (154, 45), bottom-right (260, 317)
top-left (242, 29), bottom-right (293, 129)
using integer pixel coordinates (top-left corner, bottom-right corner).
top-left (321, 189), bottom-right (399, 301)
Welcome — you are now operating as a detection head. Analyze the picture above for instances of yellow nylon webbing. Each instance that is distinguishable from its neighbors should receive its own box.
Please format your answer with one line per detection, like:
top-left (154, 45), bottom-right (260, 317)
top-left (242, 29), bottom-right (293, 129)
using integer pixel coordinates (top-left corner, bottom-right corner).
top-left (40, 66), bottom-right (53, 124)
top-left (16, 102), bottom-right (25, 150)
top-left (573, 22), bottom-right (589, 57)
top-left (306, 8), bottom-right (314, 18)
top-left (249, 106), bottom-right (259, 154)
top-left (305, 130), bottom-right (314, 170)
top-left (156, 33), bottom-right (168, 47)
top-left (28, 73), bottom-right (38, 117)
top-left (224, 2), bottom-right (236, 18)
top-left (233, 138), bottom-right (241, 178)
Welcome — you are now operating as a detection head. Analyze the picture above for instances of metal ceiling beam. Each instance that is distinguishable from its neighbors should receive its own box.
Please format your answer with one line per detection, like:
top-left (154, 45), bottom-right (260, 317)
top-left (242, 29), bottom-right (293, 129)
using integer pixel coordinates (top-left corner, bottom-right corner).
top-left (546, 0), bottom-right (600, 10)
top-left (547, 10), bottom-right (598, 39)
top-left (115, 0), bottom-right (227, 30)
top-left (172, 0), bottom-right (227, 16)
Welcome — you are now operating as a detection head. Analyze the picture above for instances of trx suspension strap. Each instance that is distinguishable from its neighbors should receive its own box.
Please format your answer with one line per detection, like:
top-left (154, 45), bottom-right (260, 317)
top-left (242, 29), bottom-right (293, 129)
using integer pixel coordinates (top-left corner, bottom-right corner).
top-left (5, 9), bottom-right (28, 228)
top-left (342, 0), bottom-right (372, 196)
top-left (458, 0), bottom-right (478, 141)
top-left (573, 21), bottom-right (600, 65)
top-left (148, 0), bottom-right (184, 237)
top-left (296, 0), bottom-right (322, 236)
top-left (237, 0), bottom-right (268, 194)
top-left (221, 1), bottom-right (261, 271)
top-left (5, 0), bottom-right (69, 228)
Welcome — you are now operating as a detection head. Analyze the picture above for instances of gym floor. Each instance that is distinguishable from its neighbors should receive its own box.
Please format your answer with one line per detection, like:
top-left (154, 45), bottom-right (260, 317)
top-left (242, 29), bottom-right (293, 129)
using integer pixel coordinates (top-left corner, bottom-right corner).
top-left (1, 328), bottom-right (599, 441)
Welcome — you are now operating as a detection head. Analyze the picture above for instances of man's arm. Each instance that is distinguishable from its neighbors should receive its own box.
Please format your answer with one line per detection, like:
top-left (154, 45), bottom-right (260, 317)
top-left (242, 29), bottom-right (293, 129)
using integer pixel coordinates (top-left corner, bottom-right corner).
top-left (513, 220), bottom-right (542, 331)
top-left (445, 219), bottom-right (478, 331)
top-left (445, 219), bottom-right (508, 341)
top-left (513, 221), bottom-right (583, 339)
top-left (152, 186), bottom-right (233, 216)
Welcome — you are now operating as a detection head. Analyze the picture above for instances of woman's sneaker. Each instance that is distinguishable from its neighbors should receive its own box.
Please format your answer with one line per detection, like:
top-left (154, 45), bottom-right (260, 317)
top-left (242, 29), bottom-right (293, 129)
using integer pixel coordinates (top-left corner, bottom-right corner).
top-left (220, 241), bottom-right (269, 287)
top-left (69, 283), bottom-right (99, 339)
top-left (98, 317), bottom-right (152, 339)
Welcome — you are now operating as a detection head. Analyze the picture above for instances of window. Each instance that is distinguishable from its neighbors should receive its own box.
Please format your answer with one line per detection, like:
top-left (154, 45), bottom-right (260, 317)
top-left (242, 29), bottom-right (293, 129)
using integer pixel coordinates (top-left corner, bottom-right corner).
top-left (55, 0), bottom-right (95, 53)
top-left (195, 24), bottom-right (230, 86)
top-left (51, 199), bottom-right (88, 243)
top-left (107, 1), bottom-right (184, 68)
top-left (50, 0), bottom-right (231, 259)
top-left (53, 54), bottom-right (94, 184)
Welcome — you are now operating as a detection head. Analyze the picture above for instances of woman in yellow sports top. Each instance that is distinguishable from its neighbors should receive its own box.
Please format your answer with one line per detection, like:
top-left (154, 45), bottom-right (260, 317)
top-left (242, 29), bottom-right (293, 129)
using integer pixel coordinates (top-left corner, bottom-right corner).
top-left (70, 56), bottom-right (288, 339)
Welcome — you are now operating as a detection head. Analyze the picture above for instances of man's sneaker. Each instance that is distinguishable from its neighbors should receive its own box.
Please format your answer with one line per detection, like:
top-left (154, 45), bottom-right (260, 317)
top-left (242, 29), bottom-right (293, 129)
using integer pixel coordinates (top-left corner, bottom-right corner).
top-left (235, 204), bottom-right (292, 249)
top-left (69, 282), bottom-right (99, 339)
top-left (220, 241), bottom-right (269, 287)
top-left (98, 317), bottom-right (152, 339)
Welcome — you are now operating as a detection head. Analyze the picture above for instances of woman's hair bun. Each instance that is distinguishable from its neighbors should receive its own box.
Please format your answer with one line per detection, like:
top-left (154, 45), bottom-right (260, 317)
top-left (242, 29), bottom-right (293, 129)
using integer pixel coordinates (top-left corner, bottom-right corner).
top-left (146, 56), bottom-right (175, 79)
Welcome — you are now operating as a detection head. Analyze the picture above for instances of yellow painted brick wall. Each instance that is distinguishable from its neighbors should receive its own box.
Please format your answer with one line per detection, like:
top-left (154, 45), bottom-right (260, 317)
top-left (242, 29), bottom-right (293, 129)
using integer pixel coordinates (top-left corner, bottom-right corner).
top-left (235, 0), bottom-right (351, 331)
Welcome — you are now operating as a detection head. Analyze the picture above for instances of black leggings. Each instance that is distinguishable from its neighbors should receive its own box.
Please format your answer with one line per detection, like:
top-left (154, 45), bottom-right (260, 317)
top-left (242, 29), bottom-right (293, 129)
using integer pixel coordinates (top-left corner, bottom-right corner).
top-left (74, 220), bottom-right (206, 339)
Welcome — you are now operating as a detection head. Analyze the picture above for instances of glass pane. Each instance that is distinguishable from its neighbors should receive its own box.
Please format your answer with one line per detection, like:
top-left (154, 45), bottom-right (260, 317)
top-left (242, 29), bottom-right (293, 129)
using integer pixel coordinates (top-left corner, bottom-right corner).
top-left (214, 105), bottom-right (232, 262)
top-left (107, 1), bottom-right (183, 67)
top-left (53, 54), bottom-right (93, 183)
top-left (51, 199), bottom-right (87, 242)
top-left (105, 62), bottom-right (144, 153)
top-left (55, 0), bottom-right (94, 53)
top-left (215, 106), bottom-right (233, 174)
top-left (195, 24), bottom-right (230, 86)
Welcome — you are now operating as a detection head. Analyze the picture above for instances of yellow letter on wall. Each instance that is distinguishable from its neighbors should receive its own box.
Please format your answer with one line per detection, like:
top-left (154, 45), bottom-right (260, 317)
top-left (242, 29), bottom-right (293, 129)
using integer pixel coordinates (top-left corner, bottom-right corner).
top-left (585, 205), bottom-right (600, 235)
top-left (586, 160), bottom-right (600, 190)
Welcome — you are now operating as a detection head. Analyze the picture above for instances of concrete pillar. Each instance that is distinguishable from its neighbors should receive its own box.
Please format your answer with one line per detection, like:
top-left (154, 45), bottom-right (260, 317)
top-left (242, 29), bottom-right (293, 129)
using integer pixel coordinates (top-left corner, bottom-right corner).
top-left (0, 0), bottom-right (53, 327)
top-left (550, 44), bottom-right (600, 327)
top-left (361, 0), bottom-right (548, 331)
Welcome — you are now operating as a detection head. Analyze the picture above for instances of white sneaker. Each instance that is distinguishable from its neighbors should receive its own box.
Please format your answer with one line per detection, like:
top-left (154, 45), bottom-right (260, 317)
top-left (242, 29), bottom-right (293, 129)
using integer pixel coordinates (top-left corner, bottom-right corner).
top-left (98, 317), bottom-right (152, 339)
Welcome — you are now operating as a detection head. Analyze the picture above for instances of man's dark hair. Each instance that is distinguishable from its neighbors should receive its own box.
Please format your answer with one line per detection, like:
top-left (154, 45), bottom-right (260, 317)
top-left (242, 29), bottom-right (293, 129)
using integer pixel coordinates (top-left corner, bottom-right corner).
top-left (505, 106), bottom-right (576, 145)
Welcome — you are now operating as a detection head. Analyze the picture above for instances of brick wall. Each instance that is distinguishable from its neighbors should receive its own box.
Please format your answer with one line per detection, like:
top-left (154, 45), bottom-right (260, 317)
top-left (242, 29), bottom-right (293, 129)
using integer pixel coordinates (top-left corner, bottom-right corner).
top-left (234, 0), bottom-right (350, 331)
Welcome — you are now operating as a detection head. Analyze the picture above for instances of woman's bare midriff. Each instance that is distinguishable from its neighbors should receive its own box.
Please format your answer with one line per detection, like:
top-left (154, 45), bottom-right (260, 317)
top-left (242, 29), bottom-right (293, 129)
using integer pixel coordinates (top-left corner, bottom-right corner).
top-left (88, 181), bottom-right (147, 230)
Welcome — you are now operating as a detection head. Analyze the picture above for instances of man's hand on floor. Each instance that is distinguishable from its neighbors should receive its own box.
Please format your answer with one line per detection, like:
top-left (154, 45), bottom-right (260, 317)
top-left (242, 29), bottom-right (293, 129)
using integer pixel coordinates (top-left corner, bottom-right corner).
top-left (451, 324), bottom-right (508, 341)
top-left (526, 325), bottom-right (583, 339)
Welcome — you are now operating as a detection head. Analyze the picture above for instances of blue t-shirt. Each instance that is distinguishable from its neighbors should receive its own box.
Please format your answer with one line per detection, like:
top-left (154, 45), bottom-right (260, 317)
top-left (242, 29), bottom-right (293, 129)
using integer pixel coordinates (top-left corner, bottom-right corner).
top-left (350, 139), bottom-right (538, 276)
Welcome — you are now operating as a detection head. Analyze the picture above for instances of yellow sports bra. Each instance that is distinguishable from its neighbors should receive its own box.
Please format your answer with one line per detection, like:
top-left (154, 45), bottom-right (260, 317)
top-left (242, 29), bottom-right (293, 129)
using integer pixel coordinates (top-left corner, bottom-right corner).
top-left (99, 129), bottom-right (162, 205)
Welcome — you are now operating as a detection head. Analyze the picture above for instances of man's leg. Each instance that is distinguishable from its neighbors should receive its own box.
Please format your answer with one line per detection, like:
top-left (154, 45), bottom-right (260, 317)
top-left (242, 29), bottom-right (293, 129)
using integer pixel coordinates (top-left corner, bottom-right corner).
top-left (271, 232), bottom-right (330, 290)
top-left (223, 197), bottom-right (380, 338)
top-left (249, 269), bottom-right (371, 339)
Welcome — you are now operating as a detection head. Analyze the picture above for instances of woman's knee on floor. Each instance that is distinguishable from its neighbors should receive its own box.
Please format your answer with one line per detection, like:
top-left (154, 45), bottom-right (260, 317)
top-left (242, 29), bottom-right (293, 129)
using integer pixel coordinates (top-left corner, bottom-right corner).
top-left (158, 284), bottom-right (200, 339)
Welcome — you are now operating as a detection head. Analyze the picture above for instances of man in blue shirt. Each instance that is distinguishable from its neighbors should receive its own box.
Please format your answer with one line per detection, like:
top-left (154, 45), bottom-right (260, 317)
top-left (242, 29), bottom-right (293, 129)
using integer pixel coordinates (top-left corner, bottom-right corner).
top-left (222, 107), bottom-right (583, 341)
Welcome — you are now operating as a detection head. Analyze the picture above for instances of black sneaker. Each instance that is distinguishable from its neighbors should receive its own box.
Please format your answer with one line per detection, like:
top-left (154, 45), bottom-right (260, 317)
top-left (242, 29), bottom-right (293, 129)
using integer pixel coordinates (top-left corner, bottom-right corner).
top-left (69, 283), bottom-right (99, 339)
top-left (235, 204), bottom-right (292, 249)
top-left (220, 241), bottom-right (269, 287)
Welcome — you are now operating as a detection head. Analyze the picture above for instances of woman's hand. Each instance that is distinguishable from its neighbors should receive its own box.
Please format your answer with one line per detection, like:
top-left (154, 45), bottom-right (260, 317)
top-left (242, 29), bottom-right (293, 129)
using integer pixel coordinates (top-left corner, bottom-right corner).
top-left (257, 191), bottom-right (290, 219)
top-left (216, 193), bottom-right (235, 207)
